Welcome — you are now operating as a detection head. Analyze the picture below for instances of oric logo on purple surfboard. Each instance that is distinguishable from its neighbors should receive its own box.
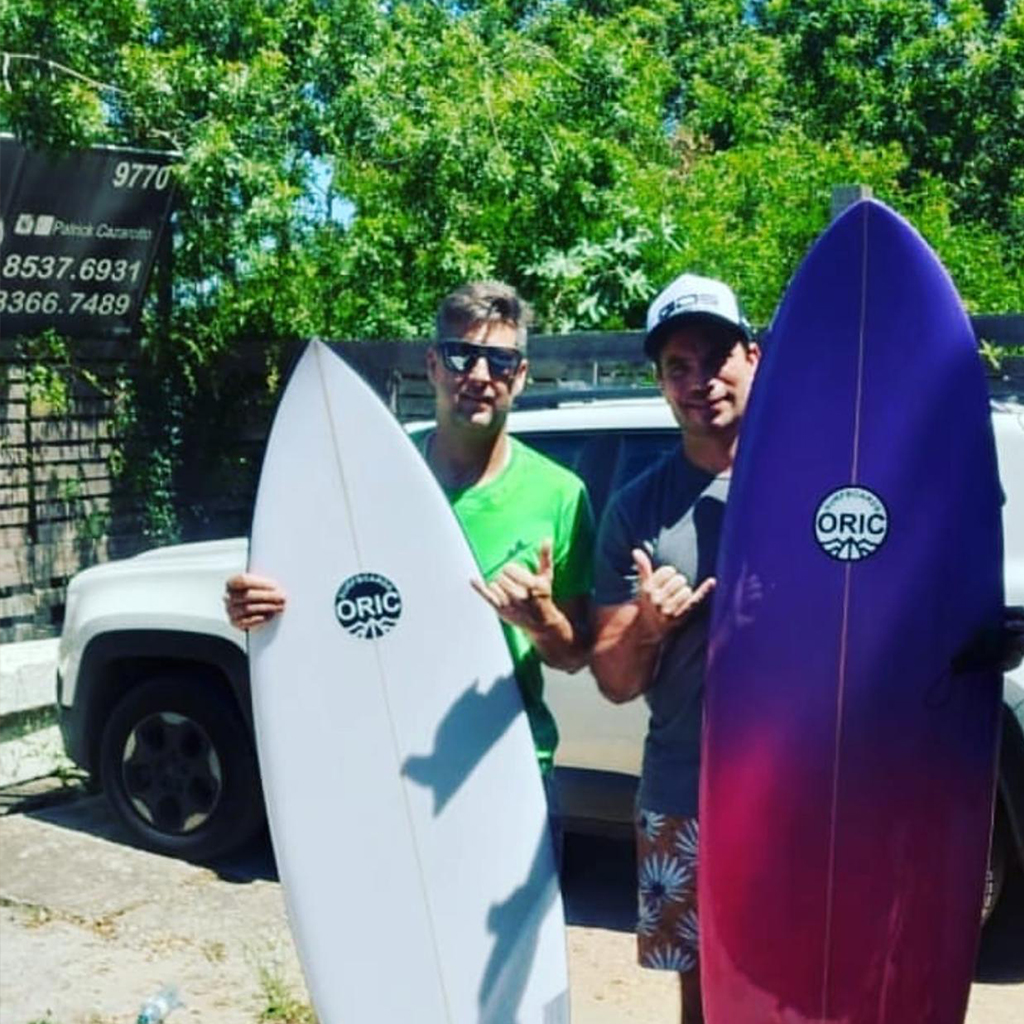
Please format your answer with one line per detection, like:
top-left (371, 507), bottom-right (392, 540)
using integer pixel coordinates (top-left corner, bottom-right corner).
top-left (814, 486), bottom-right (890, 561)
top-left (334, 573), bottom-right (402, 639)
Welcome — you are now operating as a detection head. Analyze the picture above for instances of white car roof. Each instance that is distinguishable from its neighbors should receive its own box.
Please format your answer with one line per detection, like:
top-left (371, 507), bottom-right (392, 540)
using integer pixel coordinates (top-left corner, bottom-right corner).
top-left (406, 393), bottom-right (1022, 434)
top-left (406, 396), bottom-right (675, 435)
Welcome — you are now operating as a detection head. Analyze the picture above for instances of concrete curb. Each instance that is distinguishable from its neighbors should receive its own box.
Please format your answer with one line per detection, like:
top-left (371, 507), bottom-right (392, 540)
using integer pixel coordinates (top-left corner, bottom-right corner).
top-left (0, 639), bottom-right (66, 787)
top-left (0, 638), bottom-right (59, 719)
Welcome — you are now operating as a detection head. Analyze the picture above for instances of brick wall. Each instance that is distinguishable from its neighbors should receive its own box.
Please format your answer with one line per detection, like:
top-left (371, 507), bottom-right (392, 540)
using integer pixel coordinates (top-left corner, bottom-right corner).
top-left (1, 341), bottom-right (140, 638)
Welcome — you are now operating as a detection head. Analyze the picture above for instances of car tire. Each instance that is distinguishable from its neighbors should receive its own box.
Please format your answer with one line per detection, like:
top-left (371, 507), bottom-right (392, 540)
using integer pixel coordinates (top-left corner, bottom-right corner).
top-left (99, 674), bottom-right (264, 861)
top-left (981, 806), bottom-right (1008, 925)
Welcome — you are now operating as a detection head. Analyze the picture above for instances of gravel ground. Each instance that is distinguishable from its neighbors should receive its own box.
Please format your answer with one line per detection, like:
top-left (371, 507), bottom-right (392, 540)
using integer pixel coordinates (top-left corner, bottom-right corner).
top-left (1, 785), bottom-right (1021, 1024)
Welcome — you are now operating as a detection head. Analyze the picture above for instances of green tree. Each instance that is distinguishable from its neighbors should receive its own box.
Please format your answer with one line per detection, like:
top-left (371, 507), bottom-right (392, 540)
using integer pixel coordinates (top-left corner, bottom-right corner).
top-left (307, 1), bottom-right (680, 336)
top-left (3, 0), bottom-right (1019, 343)
top-left (757, 0), bottom-right (1024, 245)
top-left (3, 0), bottom-right (1020, 540)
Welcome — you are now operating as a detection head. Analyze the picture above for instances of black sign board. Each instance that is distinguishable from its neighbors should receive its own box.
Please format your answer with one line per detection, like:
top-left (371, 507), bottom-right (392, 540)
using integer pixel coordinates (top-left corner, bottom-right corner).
top-left (0, 138), bottom-right (176, 340)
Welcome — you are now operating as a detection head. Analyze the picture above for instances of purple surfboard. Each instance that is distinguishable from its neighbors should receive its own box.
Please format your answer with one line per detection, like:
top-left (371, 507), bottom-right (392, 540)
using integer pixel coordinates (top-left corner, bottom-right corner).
top-left (699, 200), bottom-right (1003, 1023)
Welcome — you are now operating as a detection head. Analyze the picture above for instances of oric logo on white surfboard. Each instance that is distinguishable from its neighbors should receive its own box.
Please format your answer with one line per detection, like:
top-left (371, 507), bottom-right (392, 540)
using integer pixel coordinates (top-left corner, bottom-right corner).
top-left (335, 573), bottom-right (403, 639)
top-left (814, 486), bottom-right (889, 561)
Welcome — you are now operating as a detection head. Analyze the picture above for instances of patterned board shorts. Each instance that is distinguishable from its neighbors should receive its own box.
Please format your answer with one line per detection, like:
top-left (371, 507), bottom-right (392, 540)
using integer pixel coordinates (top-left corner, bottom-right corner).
top-left (635, 809), bottom-right (700, 973)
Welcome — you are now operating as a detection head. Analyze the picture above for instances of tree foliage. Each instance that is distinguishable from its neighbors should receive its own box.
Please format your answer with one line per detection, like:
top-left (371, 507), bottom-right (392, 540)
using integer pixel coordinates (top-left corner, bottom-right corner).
top-left (3, 0), bottom-right (1020, 543)
top-left (2, 0), bottom-right (1020, 349)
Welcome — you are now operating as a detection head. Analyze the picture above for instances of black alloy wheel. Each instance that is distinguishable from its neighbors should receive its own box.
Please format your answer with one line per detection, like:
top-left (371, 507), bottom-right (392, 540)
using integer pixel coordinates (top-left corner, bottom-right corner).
top-left (100, 675), bottom-right (264, 861)
top-left (120, 709), bottom-right (222, 834)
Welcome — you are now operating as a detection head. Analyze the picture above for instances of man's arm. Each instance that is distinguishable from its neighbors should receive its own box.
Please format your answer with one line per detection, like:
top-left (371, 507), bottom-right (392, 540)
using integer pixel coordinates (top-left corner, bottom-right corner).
top-left (525, 591), bottom-right (590, 673)
top-left (590, 548), bottom-right (714, 704)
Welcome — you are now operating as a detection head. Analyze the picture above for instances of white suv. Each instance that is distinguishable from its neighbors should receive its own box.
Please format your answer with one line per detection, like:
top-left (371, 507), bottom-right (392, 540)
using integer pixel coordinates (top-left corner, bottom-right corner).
top-left (56, 389), bottom-right (1024, 919)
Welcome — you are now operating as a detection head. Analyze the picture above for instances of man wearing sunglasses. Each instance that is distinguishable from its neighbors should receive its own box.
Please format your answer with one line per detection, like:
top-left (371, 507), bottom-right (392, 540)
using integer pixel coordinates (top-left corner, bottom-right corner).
top-left (228, 281), bottom-right (594, 811)
top-left (420, 281), bottom-right (595, 787)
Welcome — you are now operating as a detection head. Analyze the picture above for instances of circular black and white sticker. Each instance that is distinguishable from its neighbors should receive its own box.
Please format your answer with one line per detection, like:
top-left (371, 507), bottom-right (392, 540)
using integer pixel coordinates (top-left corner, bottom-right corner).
top-left (814, 486), bottom-right (889, 562)
top-left (334, 573), bottom-right (402, 639)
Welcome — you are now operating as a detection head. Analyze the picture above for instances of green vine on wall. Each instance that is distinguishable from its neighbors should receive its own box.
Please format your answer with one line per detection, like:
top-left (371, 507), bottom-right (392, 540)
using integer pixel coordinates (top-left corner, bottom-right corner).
top-left (14, 330), bottom-right (116, 552)
top-left (17, 329), bottom-right (74, 416)
top-left (10, 327), bottom-right (192, 553)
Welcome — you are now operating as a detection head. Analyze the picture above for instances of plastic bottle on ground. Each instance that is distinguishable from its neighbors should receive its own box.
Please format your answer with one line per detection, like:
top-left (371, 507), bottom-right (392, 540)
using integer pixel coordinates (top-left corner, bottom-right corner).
top-left (137, 985), bottom-right (182, 1024)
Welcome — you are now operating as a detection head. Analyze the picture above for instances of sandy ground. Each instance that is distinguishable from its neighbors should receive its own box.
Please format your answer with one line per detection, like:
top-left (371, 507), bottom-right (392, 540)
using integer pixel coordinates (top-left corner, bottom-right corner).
top-left (0, 788), bottom-right (1021, 1024)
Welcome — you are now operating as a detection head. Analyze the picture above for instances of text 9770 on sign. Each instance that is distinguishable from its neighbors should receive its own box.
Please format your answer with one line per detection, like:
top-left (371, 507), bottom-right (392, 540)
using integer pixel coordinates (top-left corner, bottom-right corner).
top-left (112, 161), bottom-right (173, 190)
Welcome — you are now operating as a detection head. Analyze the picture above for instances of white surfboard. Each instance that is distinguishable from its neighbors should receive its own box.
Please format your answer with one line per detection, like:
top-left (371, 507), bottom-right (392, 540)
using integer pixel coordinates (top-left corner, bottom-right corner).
top-left (248, 340), bottom-right (569, 1024)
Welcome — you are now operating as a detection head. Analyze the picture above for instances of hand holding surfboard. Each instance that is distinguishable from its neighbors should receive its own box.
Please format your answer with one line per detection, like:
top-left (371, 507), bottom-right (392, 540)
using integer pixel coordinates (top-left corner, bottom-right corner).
top-left (224, 572), bottom-right (286, 630)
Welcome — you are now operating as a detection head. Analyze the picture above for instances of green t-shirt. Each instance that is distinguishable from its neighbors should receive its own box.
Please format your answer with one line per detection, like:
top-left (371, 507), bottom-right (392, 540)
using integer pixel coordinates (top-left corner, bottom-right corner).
top-left (418, 433), bottom-right (595, 772)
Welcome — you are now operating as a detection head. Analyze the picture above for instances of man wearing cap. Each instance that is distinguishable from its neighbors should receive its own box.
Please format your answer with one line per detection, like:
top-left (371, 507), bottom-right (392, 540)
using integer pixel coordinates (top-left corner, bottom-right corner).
top-left (227, 281), bottom-right (595, 816)
top-left (590, 272), bottom-right (759, 1022)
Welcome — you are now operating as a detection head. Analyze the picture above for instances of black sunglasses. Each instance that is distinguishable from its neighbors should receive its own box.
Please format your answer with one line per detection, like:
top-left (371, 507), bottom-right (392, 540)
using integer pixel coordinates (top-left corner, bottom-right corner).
top-left (436, 340), bottom-right (523, 378)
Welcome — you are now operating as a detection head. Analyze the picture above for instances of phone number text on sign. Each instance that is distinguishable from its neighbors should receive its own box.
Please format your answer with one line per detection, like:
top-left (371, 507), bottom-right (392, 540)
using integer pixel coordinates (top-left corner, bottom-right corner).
top-left (0, 289), bottom-right (133, 317)
top-left (3, 254), bottom-right (144, 284)
top-left (0, 139), bottom-right (178, 338)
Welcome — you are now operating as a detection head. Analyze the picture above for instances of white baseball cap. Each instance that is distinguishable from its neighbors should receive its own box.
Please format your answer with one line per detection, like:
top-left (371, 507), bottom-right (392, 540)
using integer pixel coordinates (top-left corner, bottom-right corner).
top-left (644, 272), bottom-right (752, 359)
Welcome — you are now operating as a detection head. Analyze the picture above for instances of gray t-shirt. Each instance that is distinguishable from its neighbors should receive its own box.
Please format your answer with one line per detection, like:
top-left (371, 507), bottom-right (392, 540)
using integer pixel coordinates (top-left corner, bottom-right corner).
top-left (593, 448), bottom-right (729, 816)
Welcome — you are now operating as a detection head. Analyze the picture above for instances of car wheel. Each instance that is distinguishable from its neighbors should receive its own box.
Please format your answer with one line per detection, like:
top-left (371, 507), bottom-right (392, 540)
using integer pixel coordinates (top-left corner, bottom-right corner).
top-left (100, 675), bottom-right (264, 861)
